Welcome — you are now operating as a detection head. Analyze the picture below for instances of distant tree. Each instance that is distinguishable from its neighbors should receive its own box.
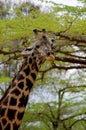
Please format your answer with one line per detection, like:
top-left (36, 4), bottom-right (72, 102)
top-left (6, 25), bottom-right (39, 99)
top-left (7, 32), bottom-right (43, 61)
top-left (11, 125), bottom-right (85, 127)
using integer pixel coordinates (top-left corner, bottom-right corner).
top-left (0, 1), bottom-right (11, 19)
top-left (20, 69), bottom-right (86, 130)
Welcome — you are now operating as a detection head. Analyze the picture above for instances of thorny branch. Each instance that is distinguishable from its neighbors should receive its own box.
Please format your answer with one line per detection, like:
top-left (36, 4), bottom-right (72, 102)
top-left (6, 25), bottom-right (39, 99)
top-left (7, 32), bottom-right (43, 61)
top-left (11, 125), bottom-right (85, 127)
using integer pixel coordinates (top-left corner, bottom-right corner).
top-left (37, 111), bottom-right (53, 123)
top-left (47, 103), bottom-right (56, 120)
top-left (39, 63), bottom-right (86, 80)
top-left (48, 15), bottom-right (86, 44)
top-left (0, 20), bottom-right (86, 76)
top-left (61, 113), bottom-right (86, 121)
top-left (69, 119), bottom-right (86, 129)
top-left (0, 54), bottom-right (21, 65)
top-left (54, 32), bottom-right (86, 43)
top-left (58, 51), bottom-right (86, 60)
top-left (55, 56), bottom-right (86, 65)
top-left (0, 49), bottom-right (21, 55)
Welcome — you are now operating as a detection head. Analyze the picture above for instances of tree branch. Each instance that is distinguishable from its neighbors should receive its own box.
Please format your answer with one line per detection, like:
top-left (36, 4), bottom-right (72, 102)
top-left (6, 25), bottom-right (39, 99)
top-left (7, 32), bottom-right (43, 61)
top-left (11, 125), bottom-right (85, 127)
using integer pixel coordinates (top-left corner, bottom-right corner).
top-left (55, 56), bottom-right (86, 65)
top-left (61, 113), bottom-right (86, 121)
top-left (54, 32), bottom-right (86, 43)
top-left (39, 64), bottom-right (86, 80)
top-left (69, 118), bottom-right (86, 129)
top-left (0, 49), bottom-right (21, 55)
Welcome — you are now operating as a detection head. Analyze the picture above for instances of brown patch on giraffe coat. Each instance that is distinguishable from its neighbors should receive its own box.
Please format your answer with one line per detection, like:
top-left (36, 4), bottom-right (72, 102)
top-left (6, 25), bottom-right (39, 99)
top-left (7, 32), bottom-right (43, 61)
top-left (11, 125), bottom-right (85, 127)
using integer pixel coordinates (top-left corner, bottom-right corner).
top-left (17, 111), bottom-right (24, 120)
top-left (0, 107), bottom-right (6, 117)
top-left (23, 65), bottom-right (30, 76)
top-left (3, 97), bottom-right (8, 106)
top-left (31, 72), bottom-right (36, 80)
top-left (18, 82), bottom-right (24, 90)
top-left (0, 123), bottom-right (2, 129)
top-left (11, 88), bottom-right (21, 96)
top-left (31, 62), bottom-right (38, 72)
top-left (9, 97), bottom-right (17, 106)
top-left (18, 94), bottom-right (28, 108)
top-left (2, 118), bottom-right (7, 126)
top-left (7, 109), bottom-right (16, 121)
top-left (13, 122), bottom-right (19, 130)
top-left (4, 123), bottom-right (11, 130)
top-left (29, 57), bottom-right (33, 64)
top-left (16, 74), bottom-right (24, 80)
top-left (26, 78), bottom-right (33, 89)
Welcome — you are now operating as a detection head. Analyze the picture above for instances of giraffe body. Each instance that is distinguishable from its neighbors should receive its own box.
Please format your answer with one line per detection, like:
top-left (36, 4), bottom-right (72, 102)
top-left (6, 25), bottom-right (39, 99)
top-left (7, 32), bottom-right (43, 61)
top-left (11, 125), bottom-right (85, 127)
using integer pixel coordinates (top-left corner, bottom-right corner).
top-left (0, 29), bottom-right (55, 130)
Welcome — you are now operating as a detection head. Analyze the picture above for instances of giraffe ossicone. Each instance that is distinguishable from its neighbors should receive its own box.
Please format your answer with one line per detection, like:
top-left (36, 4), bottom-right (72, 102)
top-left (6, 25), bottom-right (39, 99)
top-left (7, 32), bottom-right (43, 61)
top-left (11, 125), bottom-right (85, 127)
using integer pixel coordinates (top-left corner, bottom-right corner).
top-left (22, 29), bottom-right (55, 61)
top-left (0, 29), bottom-right (55, 130)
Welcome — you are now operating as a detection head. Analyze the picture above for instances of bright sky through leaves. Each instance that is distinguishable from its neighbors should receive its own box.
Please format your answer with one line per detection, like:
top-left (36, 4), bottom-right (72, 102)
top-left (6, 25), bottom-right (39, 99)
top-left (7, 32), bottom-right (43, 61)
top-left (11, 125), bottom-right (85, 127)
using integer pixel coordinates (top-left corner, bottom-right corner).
top-left (0, 0), bottom-right (84, 6)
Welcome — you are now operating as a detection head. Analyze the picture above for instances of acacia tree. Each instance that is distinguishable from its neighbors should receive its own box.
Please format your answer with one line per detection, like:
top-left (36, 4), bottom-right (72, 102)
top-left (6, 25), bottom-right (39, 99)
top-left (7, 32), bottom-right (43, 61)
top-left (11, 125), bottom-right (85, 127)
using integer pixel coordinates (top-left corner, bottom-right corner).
top-left (0, 1), bottom-right (86, 66)
top-left (0, 1), bottom-right (86, 130)
top-left (20, 68), bottom-right (86, 130)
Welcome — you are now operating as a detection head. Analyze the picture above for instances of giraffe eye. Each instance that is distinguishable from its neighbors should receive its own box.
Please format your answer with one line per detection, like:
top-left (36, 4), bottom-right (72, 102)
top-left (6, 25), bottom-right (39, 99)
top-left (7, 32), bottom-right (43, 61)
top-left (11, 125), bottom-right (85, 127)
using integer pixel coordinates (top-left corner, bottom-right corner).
top-left (51, 39), bottom-right (54, 42)
top-left (25, 48), bottom-right (32, 51)
top-left (36, 45), bottom-right (40, 48)
top-left (42, 35), bottom-right (46, 39)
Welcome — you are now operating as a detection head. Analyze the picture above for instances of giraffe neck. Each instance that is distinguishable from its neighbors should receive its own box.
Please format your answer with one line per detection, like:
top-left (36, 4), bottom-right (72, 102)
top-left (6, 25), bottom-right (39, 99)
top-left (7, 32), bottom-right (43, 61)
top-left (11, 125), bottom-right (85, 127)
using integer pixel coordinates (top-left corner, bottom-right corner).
top-left (0, 55), bottom-right (44, 130)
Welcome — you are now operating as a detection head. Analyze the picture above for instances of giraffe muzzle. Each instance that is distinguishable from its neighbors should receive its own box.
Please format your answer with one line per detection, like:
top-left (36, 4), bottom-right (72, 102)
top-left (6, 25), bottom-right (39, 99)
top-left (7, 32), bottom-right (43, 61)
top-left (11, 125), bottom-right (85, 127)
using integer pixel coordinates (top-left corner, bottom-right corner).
top-left (46, 54), bottom-right (55, 61)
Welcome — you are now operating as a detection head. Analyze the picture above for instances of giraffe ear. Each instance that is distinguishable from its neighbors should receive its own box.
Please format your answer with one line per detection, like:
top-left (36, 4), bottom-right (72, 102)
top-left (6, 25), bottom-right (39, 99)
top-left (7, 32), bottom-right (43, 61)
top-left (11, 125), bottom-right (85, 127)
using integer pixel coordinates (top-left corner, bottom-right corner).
top-left (33, 29), bottom-right (38, 35)
top-left (42, 29), bottom-right (46, 33)
top-left (42, 29), bottom-right (47, 39)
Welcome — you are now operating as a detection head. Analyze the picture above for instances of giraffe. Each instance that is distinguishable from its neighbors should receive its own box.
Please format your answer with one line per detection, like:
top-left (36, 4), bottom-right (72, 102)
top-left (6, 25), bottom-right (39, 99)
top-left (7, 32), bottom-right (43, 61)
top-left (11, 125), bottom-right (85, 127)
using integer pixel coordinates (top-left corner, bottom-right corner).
top-left (0, 29), bottom-right (55, 130)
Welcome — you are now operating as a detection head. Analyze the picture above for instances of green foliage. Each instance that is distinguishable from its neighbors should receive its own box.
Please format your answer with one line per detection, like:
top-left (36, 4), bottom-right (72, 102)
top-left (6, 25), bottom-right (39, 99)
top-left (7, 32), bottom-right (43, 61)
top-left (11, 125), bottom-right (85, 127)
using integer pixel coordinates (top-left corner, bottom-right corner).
top-left (78, 0), bottom-right (86, 3)
top-left (0, 3), bottom-right (85, 49)
top-left (20, 95), bottom-right (86, 130)
top-left (20, 103), bottom-right (53, 130)
top-left (0, 1), bottom-right (9, 19)
top-left (0, 76), bottom-right (11, 83)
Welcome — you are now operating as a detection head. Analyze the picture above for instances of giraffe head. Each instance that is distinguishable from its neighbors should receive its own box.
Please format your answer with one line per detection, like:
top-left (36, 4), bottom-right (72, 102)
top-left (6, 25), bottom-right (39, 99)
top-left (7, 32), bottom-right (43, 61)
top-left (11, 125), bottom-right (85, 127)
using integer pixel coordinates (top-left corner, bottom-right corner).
top-left (22, 29), bottom-right (55, 61)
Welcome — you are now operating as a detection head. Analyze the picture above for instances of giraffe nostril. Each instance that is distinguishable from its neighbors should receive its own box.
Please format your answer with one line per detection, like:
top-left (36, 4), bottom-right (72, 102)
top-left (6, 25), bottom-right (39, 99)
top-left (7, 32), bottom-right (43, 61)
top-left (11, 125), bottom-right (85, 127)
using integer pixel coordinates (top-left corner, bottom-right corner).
top-left (42, 35), bottom-right (46, 39)
top-left (51, 52), bottom-right (54, 55)
top-left (47, 52), bottom-right (54, 56)
top-left (47, 52), bottom-right (50, 56)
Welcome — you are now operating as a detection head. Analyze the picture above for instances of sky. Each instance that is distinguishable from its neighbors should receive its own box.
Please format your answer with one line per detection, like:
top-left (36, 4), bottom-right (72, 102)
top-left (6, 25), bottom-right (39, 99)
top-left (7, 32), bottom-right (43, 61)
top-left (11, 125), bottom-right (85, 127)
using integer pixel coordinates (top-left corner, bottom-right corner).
top-left (28, 0), bottom-right (83, 6)
top-left (0, 0), bottom-right (83, 13)
top-left (0, 0), bottom-right (83, 7)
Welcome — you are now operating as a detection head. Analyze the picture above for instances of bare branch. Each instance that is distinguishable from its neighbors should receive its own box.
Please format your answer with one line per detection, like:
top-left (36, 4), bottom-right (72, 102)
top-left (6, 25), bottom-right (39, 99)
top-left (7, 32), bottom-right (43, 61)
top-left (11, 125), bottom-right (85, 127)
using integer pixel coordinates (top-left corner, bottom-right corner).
top-left (39, 64), bottom-right (86, 80)
top-left (47, 103), bottom-right (56, 120)
top-left (55, 56), bottom-right (86, 65)
top-left (69, 118), bottom-right (86, 129)
top-left (0, 49), bottom-right (21, 55)
top-left (61, 113), bottom-right (86, 121)
top-left (58, 51), bottom-right (86, 60)
top-left (54, 32), bottom-right (86, 43)
top-left (0, 55), bottom-right (21, 65)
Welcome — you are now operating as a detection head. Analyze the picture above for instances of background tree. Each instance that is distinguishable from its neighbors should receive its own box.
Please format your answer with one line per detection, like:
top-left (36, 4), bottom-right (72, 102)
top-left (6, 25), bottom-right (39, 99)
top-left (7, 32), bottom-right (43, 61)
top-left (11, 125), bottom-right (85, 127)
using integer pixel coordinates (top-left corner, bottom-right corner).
top-left (19, 68), bottom-right (86, 130)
